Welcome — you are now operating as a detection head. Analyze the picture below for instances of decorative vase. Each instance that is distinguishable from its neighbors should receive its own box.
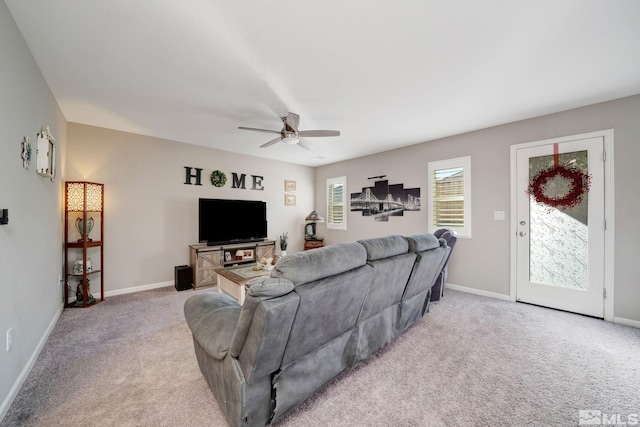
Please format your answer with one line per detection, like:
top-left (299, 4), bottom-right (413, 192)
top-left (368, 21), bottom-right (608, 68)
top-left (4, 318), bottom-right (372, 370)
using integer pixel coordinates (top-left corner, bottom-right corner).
top-left (280, 250), bottom-right (287, 257)
top-left (75, 217), bottom-right (94, 242)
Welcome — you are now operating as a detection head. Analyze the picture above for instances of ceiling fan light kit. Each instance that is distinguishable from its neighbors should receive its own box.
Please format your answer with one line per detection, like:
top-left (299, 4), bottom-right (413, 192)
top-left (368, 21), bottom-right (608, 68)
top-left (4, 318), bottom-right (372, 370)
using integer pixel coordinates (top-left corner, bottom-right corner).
top-left (239, 112), bottom-right (340, 151)
top-left (281, 133), bottom-right (300, 145)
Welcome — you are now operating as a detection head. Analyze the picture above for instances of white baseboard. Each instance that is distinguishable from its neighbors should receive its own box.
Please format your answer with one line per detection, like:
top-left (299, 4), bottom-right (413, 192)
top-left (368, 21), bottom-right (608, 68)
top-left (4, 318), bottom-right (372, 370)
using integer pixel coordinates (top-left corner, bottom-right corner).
top-left (0, 303), bottom-right (64, 422)
top-left (103, 281), bottom-right (173, 298)
top-left (444, 282), bottom-right (511, 301)
top-left (614, 317), bottom-right (640, 329)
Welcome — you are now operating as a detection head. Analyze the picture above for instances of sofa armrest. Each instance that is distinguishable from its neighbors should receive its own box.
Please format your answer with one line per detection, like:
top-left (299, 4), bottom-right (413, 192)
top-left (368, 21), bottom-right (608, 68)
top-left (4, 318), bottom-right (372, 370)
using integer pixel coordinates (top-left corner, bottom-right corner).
top-left (247, 276), bottom-right (295, 298)
top-left (184, 293), bottom-right (241, 360)
top-left (230, 277), bottom-right (294, 357)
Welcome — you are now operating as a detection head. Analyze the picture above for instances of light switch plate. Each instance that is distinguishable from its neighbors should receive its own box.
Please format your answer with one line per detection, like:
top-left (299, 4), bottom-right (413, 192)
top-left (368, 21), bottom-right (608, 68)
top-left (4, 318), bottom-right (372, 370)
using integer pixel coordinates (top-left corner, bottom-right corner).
top-left (493, 211), bottom-right (506, 221)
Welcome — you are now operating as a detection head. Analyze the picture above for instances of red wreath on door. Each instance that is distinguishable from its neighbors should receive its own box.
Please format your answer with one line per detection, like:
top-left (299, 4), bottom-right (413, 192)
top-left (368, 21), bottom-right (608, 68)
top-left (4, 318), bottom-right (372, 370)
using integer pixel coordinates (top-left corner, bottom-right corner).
top-left (528, 164), bottom-right (591, 210)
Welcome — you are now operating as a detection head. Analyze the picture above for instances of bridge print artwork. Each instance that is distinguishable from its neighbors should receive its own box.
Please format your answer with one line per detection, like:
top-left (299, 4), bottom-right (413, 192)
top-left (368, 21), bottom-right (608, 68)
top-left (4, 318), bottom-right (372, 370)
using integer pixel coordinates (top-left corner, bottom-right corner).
top-left (351, 180), bottom-right (420, 222)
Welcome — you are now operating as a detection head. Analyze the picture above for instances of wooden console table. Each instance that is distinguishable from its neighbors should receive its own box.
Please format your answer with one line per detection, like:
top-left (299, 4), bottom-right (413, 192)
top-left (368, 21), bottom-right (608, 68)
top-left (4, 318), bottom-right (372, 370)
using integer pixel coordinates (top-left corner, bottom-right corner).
top-left (215, 265), bottom-right (271, 305)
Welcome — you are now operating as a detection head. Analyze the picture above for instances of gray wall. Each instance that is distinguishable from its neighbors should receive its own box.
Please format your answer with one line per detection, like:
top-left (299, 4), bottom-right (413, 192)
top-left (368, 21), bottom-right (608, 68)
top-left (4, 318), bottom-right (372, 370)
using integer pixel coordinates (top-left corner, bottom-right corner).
top-left (316, 94), bottom-right (640, 323)
top-left (65, 124), bottom-right (315, 294)
top-left (0, 3), bottom-right (66, 418)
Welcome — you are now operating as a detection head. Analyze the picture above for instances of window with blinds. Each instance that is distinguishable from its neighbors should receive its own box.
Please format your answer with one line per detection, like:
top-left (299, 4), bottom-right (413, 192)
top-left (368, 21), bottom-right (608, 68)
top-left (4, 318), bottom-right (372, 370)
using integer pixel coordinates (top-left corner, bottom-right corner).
top-left (433, 167), bottom-right (464, 227)
top-left (427, 157), bottom-right (471, 237)
top-left (327, 176), bottom-right (347, 230)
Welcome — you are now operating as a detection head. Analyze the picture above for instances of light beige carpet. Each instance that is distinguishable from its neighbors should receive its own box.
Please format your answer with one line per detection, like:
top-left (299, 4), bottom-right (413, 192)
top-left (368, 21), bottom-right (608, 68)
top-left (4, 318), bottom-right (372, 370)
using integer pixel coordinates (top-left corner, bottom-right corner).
top-left (2, 286), bottom-right (639, 426)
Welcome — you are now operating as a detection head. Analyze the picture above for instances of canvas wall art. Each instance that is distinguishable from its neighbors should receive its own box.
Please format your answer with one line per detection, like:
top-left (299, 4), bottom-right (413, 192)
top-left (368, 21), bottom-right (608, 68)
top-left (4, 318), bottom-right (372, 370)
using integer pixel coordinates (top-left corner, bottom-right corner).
top-left (350, 179), bottom-right (420, 222)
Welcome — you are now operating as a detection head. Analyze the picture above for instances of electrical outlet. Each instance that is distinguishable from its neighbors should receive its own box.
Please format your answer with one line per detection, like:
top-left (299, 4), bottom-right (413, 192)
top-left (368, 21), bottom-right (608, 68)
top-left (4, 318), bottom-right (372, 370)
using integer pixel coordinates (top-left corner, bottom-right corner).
top-left (6, 328), bottom-right (13, 352)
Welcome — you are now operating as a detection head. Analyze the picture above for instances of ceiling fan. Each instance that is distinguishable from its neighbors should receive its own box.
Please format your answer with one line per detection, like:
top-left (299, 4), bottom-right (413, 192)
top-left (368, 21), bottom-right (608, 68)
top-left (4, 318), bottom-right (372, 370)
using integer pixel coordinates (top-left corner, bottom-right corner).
top-left (238, 112), bottom-right (340, 150)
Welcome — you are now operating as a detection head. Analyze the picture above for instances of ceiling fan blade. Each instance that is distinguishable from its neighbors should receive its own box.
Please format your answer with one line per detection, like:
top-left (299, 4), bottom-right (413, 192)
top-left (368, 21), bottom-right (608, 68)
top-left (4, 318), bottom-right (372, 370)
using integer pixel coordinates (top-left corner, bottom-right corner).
top-left (297, 138), bottom-right (315, 151)
top-left (238, 126), bottom-right (281, 135)
top-left (285, 112), bottom-right (300, 132)
top-left (260, 137), bottom-right (282, 148)
top-left (299, 130), bottom-right (340, 137)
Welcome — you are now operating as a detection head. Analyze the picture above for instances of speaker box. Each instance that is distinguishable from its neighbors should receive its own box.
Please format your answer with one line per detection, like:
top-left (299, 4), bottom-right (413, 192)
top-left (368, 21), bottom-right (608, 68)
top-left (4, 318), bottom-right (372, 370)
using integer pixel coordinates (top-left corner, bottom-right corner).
top-left (174, 265), bottom-right (192, 291)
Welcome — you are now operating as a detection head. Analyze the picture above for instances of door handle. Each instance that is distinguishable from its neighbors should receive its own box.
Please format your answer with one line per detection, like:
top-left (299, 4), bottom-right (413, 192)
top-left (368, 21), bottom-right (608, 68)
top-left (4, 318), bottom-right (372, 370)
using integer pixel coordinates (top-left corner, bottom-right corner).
top-left (519, 231), bottom-right (527, 237)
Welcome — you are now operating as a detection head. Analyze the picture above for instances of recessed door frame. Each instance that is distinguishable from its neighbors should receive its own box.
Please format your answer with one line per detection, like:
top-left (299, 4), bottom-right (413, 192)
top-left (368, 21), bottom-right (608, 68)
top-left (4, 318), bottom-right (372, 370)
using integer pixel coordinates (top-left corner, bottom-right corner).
top-left (509, 129), bottom-right (615, 322)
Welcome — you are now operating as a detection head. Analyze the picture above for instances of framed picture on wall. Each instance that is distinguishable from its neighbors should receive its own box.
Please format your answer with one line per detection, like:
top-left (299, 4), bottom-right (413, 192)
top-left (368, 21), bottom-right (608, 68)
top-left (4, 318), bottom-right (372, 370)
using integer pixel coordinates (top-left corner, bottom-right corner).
top-left (285, 194), bottom-right (296, 206)
top-left (285, 180), bottom-right (297, 192)
top-left (36, 126), bottom-right (56, 181)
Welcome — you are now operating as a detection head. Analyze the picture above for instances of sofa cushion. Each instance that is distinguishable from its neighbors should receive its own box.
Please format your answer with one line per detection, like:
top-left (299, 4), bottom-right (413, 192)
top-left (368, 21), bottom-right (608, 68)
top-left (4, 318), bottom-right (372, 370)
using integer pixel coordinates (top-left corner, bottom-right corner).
top-left (405, 233), bottom-right (442, 253)
top-left (358, 235), bottom-right (409, 261)
top-left (272, 242), bottom-right (367, 286)
top-left (184, 293), bottom-right (241, 360)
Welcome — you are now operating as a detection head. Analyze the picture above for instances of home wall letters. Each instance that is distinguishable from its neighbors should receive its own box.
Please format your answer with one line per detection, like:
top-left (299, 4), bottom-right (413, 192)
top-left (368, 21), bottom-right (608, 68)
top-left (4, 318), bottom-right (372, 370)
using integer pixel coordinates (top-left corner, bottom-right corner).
top-left (183, 166), bottom-right (264, 191)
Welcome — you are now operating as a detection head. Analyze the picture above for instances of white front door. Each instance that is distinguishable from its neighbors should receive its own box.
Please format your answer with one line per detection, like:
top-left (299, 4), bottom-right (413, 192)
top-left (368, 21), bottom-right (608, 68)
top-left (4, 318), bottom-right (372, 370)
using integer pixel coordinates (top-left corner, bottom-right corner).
top-left (514, 136), bottom-right (605, 318)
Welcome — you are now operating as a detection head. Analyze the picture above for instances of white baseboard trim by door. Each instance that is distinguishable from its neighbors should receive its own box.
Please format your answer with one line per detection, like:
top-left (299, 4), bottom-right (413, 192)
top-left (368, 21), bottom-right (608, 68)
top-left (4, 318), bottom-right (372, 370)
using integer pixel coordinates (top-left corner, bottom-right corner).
top-left (444, 283), bottom-right (511, 301)
top-left (614, 317), bottom-right (640, 329)
top-left (0, 303), bottom-right (63, 422)
top-left (103, 281), bottom-right (174, 298)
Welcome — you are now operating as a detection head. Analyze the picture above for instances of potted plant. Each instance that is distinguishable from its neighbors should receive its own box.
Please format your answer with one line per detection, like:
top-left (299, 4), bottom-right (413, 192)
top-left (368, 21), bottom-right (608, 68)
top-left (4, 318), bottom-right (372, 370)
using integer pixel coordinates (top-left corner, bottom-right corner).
top-left (279, 232), bottom-right (289, 256)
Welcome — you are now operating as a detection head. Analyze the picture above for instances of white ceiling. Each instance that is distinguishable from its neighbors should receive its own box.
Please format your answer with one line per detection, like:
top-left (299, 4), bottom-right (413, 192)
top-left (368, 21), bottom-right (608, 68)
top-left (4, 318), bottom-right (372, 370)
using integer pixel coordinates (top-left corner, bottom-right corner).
top-left (6, 1), bottom-right (640, 166)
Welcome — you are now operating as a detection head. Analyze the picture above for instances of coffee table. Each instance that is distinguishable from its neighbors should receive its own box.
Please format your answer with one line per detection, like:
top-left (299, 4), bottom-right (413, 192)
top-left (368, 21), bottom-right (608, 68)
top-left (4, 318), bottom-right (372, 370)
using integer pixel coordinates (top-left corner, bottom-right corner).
top-left (215, 264), bottom-right (271, 305)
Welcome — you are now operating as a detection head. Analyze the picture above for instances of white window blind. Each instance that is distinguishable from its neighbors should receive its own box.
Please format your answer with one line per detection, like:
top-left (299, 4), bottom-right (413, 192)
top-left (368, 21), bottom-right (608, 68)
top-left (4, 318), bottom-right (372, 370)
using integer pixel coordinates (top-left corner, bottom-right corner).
top-left (327, 176), bottom-right (347, 230)
top-left (428, 157), bottom-right (471, 237)
top-left (433, 167), bottom-right (464, 227)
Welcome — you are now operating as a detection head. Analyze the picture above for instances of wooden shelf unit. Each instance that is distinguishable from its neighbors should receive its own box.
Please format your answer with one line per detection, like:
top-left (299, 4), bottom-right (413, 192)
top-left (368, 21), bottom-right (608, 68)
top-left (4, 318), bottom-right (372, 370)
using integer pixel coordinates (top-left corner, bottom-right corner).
top-left (64, 181), bottom-right (104, 308)
top-left (66, 241), bottom-right (103, 249)
top-left (189, 240), bottom-right (276, 288)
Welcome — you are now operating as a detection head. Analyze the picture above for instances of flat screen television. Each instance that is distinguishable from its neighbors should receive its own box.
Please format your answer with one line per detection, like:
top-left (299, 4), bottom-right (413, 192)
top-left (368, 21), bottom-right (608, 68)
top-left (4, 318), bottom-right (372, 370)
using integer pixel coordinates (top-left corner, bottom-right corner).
top-left (198, 198), bottom-right (267, 245)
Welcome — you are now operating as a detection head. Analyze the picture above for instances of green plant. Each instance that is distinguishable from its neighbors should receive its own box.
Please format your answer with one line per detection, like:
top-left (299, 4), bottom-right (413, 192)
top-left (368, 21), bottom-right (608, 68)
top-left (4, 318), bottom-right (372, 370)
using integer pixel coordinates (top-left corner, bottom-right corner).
top-left (279, 232), bottom-right (288, 251)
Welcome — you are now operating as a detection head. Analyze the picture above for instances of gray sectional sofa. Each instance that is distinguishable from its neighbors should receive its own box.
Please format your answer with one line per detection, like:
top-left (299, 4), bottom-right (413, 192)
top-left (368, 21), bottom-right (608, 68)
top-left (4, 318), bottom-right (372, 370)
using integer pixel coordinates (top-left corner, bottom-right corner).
top-left (184, 232), bottom-right (453, 426)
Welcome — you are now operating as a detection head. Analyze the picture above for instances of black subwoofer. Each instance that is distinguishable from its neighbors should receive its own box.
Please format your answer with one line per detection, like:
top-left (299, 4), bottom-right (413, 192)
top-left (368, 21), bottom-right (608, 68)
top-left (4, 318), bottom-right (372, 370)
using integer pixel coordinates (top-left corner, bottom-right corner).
top-left (174, 265), bottom-right (193, 291)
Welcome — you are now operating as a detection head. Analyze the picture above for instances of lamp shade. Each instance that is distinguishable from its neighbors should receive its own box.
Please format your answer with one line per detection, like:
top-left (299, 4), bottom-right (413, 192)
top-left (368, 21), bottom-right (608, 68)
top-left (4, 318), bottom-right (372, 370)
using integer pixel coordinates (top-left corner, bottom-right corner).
top-left (66, 182), bottom-right (103, 212)
top-left (305, 210), bottom-right (324, 222)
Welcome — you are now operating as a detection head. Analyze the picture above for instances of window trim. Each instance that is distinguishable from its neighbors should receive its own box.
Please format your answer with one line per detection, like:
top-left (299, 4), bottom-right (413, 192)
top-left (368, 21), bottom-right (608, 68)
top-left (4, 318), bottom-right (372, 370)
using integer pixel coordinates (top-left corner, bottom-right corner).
top-left (326, 176), bottom-right (347, 230)
top-left (427, 156), bottom-right (471, 238)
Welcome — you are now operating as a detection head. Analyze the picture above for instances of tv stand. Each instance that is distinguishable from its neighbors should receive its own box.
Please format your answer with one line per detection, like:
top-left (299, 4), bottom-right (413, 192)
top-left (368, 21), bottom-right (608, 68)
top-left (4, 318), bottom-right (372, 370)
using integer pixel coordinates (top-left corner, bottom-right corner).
top-left (189, 240), bottom-right (276, 288)
top-left (206, 237), bottom-right (266, 246)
